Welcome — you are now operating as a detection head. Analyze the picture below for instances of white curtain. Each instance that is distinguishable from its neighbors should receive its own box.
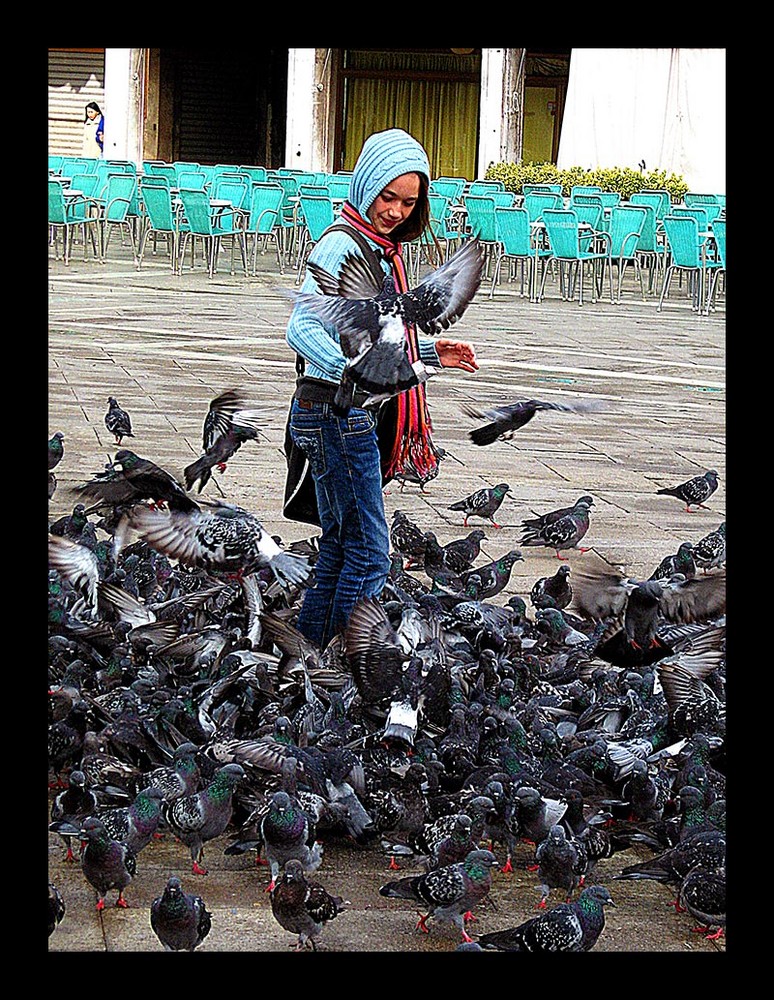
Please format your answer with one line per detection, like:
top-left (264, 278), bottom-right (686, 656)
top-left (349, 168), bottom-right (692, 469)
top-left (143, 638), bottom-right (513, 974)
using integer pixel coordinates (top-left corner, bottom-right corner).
top-left (557, 49), bottom-right (725, 194)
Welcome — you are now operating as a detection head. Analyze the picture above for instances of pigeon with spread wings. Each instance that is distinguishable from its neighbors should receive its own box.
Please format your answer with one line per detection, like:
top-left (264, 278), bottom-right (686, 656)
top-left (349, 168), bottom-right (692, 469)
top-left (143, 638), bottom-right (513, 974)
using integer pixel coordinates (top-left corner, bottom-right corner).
top-left (184, 389), bottom-right (267, 494)
top-left (463, 397), bottom-right (603, 447)
top-left (295, 237), bottom-right (485, 415)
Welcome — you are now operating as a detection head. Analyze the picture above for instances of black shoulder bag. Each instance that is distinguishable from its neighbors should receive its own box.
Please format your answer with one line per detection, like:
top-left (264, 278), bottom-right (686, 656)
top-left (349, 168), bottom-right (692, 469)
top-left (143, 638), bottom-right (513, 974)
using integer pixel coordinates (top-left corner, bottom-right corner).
top-left (282, 223), bottom-right (399, 526)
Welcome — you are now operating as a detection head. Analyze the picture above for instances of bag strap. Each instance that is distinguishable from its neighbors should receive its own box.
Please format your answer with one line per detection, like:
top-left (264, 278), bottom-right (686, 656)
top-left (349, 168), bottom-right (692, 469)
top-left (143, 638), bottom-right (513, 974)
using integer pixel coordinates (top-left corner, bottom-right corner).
top-left (295, 222), bottom-right (386, 376)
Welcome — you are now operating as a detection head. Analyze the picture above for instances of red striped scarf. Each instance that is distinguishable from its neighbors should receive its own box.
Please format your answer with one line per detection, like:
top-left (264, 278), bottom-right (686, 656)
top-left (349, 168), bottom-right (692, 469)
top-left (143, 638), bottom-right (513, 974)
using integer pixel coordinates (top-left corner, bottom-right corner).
top-left (340, 202), bottom-right (440, 484)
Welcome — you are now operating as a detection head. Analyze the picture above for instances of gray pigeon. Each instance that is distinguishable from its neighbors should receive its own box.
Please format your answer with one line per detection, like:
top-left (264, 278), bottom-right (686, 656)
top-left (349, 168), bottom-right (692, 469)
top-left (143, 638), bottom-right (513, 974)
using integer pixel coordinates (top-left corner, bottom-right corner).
top-left (463, 397), bottom-right (602, 447)
top-left (379, 848), bottom-right (499, 944)
top-left (677, 865), bottom-right (725, 940)
top-left (296, 237), bottom-right (485, 415)
top-left (49, 769), bottom-right (99, 862)
top-left (104, 396), bottom-right (134, 445)
top-left (693, 522), bottom-right (726, 572)
top-left (477, 884), bottom-right (615, 951)
top-left (49, 431), bottom-right (65, 470)
top-left (520, 497), bottom-right (593, 559)
top-left (150, 875), bottom-right (213, 951)
top-left (261, 790), bottom-right (324, 891)
top-left (448, 483), bottom-right (511, 528)
top-left (270, 858), bottom-right (347, 951)
top-left (613, 829), bottom-right (726, 887)
top-left (184, 388), bottom-right (264, 493)
top-left (49, 882), bottom-right (66, 936)
top-left (656, 469), bottom-right (719, 512)
top-left (99, 785), bottom-right (166, 855)
top-left (460, 549), bottom-right (523, 600)
top-left (128, 500), bottom-right (313, 589)
top-left (530, 564), bottom-right (573, 611)
top-left (534, 823), bottom-right (581, 907)
top-left (649, 542), bottom-right (696, 582)
top-left (79, 816), bottom-right (137, 910)
top-left (163, 763), bottom-right (246, 875)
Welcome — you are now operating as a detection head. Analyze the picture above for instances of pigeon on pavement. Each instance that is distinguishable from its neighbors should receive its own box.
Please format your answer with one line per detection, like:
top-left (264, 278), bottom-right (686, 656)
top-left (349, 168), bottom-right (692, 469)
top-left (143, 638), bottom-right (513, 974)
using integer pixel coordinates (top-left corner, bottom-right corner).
top-left (463, 397), bottom-right (602, 447)
top-left (520, 497), bottom-right (593, 559)
top-left (677, 865), bottom-right (725, 940)
top-left (49, 431), bottom-right (65, 470)
top-left (184, 389), bottom-right (265, 494)
top-left (379, 848), bottom-right (499, 943)
top-left (104, 397), bottom-right (134, 446)
top-left (534, 823), bottom-right (581, 907)
top-left (477, 884), bottom-right (615, 951)
top-left (448, 483), bottom-right (511, 528)
top-left (441, 529), bottom-right (487, 574)
top-left (530, 564), bottom-right (573, 611)
top-left (79, 815), bottom-right (137, 910)
top-left (150, 875), bottom-right (213, 951)
top-left (270, 858), bottom-right (347, 951)
top-left (613, 829), bottom-right (726, 887)
top-left (49, 882), bottom-right (66, 936)
top-left (49, 769), bottom-right (99, 862)
top-left (296, 237), bottom-right (485, 415)
top-left (163, 763), bottom-right (246, 875)
top-left (656, 470), bottom-right (719, 512)
top-left (261, 790), bottom-right (324, 891)
top-left (128, 500), bottom-right (313, 588)
top-left (390, 509), bottom-right (428, 567)
top-left (693, 522), bottom-right (726, 572)
top-left (649, 542), bottom-right (696, 582)
top-left (98, 785), bottom-right (166, 855)
top-left (460, 549), bottom-right (523, 600)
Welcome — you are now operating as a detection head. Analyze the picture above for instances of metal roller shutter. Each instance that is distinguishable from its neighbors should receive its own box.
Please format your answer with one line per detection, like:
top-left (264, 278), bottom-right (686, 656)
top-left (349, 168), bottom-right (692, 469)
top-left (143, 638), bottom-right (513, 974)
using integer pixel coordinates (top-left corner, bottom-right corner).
top-left (48, 49), bottom-right (105, 157)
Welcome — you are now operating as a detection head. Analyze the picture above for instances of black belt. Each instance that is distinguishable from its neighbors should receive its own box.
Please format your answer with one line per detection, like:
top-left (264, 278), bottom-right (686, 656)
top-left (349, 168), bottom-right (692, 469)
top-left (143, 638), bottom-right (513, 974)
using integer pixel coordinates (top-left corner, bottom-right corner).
top-left (295, 376), bottom-right (371, 409)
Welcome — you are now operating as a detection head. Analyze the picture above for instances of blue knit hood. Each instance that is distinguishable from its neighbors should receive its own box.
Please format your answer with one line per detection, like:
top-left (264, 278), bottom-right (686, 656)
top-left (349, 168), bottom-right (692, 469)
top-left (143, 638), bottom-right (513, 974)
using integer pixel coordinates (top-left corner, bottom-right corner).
top-left (349, 129), bottom-right (431, 217)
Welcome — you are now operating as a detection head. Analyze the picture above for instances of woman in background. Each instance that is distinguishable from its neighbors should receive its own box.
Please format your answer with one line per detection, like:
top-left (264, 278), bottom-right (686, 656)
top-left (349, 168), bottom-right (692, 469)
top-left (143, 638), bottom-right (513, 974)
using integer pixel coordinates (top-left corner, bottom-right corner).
top-left (83, 102), bottom-right (104, 158)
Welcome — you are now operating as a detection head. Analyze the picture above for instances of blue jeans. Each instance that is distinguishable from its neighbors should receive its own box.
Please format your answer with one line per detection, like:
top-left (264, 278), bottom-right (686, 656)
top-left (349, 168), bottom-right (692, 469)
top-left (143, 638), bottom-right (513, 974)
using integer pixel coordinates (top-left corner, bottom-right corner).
top-left (289, 398), bottom-right (391, 649)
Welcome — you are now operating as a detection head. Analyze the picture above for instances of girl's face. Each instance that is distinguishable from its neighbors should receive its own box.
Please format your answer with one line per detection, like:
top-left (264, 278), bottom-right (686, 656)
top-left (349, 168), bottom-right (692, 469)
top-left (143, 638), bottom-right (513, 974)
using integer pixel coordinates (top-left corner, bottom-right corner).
top-left (86, 107), bottom-right (99, 121)
top-left (368, 172), bottom-right (420, 236)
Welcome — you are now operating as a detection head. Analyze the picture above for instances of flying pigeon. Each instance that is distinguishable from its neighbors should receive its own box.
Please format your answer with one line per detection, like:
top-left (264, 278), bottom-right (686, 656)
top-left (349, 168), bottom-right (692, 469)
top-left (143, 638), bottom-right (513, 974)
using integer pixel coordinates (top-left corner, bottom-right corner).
top-left (270, 858), bottom-right (347, 951)
top-left (48, 534), bottom-right (101, 618)
top-left (78, 815), bottom-right (138, 910)
top-left (128, 500), bottom-right (313, 588)
top-left (530, 564), bottom-right (573, 611)
top-left (261, 790), bottom-right (324, 891)
top-left (76, 448), bottom-right (199, 513)
top-left (448, 483), bottom-right (511, 528)
top-left (163, 763), bottom-right (246, 875)
top-left (693, 522), bottom-right (726, 572)
top-left (520, 497), bottom-right (593, 559)
top-left (49, 882), bottom-right (66, 937)
top-left (677, 865), bottom-right (725, 940)
top-left (104, 397), bottom-right (134, 446)
top-left (49, 431), bottom-right (65, 470)
top-left (656, 470), bottom-right (719, 512)
top-left (184, 389), bottom-right (265, 493)
top-left (477, 884), bottom-right (615, 952)
top-left (462, 397), bottom-right (602, 447)
top-left (379, 848), bottom-right (499, 943)
top-left (150, 876), bottom-right (213, 951)
top-left (295, 236), bottom-right (485, 415)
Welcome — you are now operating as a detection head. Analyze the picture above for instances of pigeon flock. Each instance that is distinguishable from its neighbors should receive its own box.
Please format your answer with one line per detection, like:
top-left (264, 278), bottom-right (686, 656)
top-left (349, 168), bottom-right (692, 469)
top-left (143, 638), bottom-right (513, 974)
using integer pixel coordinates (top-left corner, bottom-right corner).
top-left (48, 373), bottom-right (725, 953)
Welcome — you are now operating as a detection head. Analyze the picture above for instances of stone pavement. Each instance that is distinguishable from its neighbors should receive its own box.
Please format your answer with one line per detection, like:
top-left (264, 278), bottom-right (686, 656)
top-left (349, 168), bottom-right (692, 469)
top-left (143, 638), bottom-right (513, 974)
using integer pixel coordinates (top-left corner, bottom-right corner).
top-left (47, 231), bottom-right (725, 954)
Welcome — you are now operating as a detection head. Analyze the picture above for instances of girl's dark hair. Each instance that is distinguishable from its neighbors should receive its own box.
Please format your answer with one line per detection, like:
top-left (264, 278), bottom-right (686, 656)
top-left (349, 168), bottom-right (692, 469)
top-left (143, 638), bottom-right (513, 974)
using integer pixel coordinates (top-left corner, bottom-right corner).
top-left (84, 101), bottom-right (102, 121)
top-left (390, 173), bottom-right (430, 245)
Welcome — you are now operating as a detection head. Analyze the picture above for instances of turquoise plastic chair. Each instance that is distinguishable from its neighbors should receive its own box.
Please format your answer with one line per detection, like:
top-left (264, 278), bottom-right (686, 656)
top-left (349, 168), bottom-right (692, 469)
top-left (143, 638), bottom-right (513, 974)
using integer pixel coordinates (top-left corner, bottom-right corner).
top-left (658, 214), bottom-right (722, 314)
top-left (100, 174), bottom-right (140, 261)
top-left (210, 176), bottom-right (250, 213)
top-left (607, 205), bottom-right (648, 302)
top-left (425, 192), bottom-right (462, 257)
top-left (522, 183), bottom-right (563, 196)
top-left (570, 184), bottom-right (602, 199)
top-left (137, 177), bottom-right (186, 273)
top-left (295, 194), bottom-right (336, 282)
top-left (144, 163), bottom-right (178, 186)
top-left (462, 194), bottom-right (500, 276)
top-left (431, 177), bottom-right (466, 203)
top-left (243, 183), bottom-right (286, 274)
top-left (49, 155), bottom-right (64, 175)
top-left (327, 174), bottom-right (351, 201)
top-left (240, 165), bottom-right (268, 185)
top-left (538, 208), bottom-right (611, 305)
top-left (705, 218), bottom-right (726, 313)
top-left (468, 179), bottom-right (505, 195)
top-left (490, 205), bottom-right (551, 300)
top-left (48, 178), bottom-right (101, 264)
top-left (684, 193), bottom-right (724, 223)
top-left (177, 187), bottom-right (247, 278)
top-left (523, 190), bottom-right (563, 224)
top-left (635, 189), bottom-right (671, 221)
